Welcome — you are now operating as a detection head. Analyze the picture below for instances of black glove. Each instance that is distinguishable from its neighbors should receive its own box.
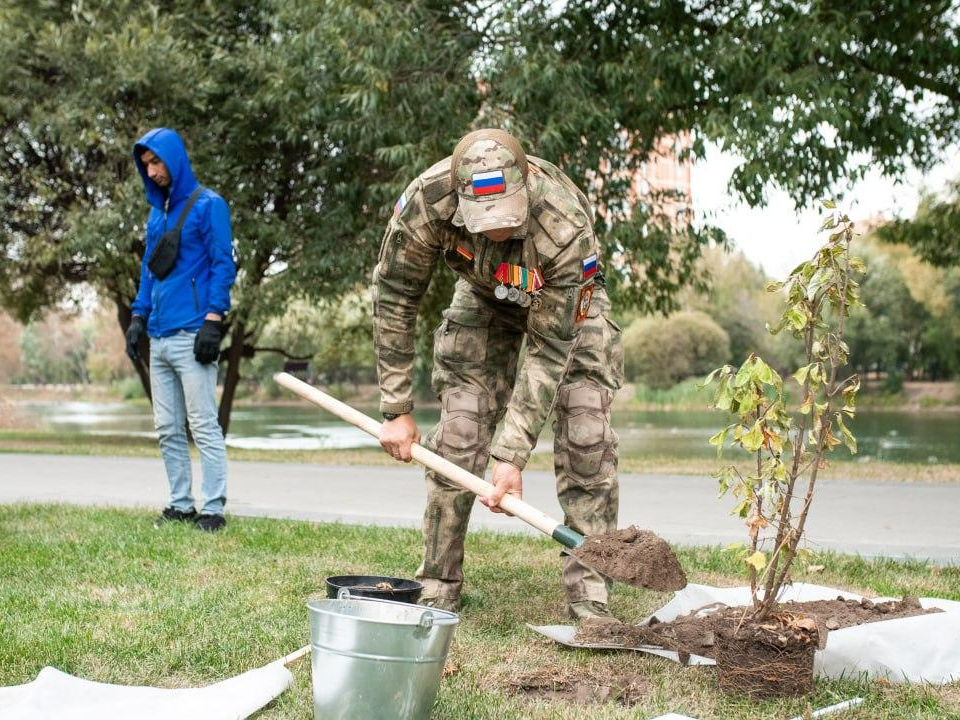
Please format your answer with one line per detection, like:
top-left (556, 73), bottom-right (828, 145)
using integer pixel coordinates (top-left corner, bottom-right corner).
top-left (125, 316), bottom-right (146, 362)
top-left (194, 319), bottom-right (223, 364)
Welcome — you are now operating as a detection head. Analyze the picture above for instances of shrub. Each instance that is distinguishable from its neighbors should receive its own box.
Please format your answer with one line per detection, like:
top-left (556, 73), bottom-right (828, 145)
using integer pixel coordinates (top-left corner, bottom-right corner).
top-left (623, 310), bottom-right (730, 388)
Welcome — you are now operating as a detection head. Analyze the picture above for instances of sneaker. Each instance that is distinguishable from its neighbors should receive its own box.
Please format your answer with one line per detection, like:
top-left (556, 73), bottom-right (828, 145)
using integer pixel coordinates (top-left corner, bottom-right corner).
top-left (154, 506), bottom-right (197, 527)
top-left (418, 596), bottom-right (461, 613)
top-left (567, 600), bottom-right (618, 624)
top-left (195, 514), bottom-right (226, 533)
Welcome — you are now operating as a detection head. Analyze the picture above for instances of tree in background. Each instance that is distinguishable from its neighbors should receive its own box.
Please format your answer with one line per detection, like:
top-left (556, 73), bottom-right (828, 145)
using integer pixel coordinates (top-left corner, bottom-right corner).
top-left (623, 310), bottom-right (730, 388)
top-left (248, 295), bottom-right (376, 395)
top-left (684, 247), bottom-right (796, 368)
top-left (15, 313), bottom-right (91, 385)
top-left (0, 312), bottom-right (22, 383)
top-left (2, 0), bottom-right (959, 427)
top-left (846, 236), bottom-right (960, 383)
top-left (877, 180), bottom-right (960, 269)
top-left (85, 305), bottom-right (135, 384)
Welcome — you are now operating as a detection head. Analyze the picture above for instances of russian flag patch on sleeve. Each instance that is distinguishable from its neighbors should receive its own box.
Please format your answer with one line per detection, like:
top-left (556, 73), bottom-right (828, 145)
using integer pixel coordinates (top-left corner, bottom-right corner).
top-left (471, 170), bottom-right (506, 196)
top-left (582, 253), bottom-right (598, 279)
top-left (393, 191), bottom-right (407, 217)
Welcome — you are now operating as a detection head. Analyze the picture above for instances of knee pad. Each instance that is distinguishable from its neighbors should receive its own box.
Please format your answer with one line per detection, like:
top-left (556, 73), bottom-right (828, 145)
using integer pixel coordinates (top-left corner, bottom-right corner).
top-left (436, 387), bottom-right (491, 475)
top-left (556, 381), bottom-right (614, 479)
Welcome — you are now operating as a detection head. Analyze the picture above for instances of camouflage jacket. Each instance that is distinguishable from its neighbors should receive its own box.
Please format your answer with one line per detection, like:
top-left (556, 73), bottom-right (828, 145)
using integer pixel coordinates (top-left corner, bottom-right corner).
top-left (372, 155), bottom-right (602, 469)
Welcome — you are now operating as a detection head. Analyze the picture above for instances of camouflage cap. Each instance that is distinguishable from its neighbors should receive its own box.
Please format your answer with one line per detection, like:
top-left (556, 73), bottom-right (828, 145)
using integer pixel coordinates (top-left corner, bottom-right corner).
top-left (450, 128), bottom-right (529, 234)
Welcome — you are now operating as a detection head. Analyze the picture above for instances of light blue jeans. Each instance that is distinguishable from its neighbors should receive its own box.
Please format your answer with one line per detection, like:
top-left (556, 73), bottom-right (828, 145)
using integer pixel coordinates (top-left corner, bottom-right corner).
top-left (149, 331), bottom-right (227, 515)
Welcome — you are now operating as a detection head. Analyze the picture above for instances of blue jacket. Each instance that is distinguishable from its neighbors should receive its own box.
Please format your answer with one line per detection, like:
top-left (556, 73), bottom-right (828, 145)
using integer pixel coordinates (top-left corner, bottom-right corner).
top-left (131, 128), bottom-right (236, 337)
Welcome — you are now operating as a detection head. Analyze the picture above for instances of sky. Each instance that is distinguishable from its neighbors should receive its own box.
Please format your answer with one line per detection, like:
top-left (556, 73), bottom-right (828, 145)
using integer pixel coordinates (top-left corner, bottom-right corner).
top-left (691, 143), bottom-right (960, 278)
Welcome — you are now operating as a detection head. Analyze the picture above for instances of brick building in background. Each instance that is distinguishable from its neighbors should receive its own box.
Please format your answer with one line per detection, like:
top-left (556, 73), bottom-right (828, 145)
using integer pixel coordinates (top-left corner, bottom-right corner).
top-left (634, 132), bottom-right (693, 226)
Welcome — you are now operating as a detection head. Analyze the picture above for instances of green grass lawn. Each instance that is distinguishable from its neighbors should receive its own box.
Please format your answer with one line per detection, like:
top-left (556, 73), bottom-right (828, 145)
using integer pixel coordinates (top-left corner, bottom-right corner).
top-left (1, 505), bottom-right (957, 719)
top-left (2, 429), bottom-right (958, 483)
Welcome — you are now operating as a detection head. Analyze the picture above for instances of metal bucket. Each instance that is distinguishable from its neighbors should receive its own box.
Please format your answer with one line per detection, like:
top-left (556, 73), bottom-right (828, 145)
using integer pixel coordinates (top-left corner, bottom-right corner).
top-left (307, 590), bottom-right (460, 720)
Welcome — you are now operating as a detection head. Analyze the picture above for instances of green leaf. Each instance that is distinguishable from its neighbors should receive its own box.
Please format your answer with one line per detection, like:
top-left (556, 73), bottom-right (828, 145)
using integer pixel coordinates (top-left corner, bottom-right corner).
top-left (835, 413), bottom-right (858, 454)
top-left (785, 305), bottom-right (807, 331)
top-left (699, 367), bottom-right (721, 389)
top-left (755, 358), bottom-right (774, 385)
top-left (741, 420), bottom-right (765, 452)
top-left (821, 199), bottom-right (836, 209)
top-left (793, 364), bottom-right (813, 385)
top-left (733, 361), bottom-right (754, 388)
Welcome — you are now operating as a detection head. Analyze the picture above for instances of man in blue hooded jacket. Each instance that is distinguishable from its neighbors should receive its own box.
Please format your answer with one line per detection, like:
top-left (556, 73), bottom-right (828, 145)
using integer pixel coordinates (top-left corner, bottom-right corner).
top-left (125, 127), bottom-right (236, 533)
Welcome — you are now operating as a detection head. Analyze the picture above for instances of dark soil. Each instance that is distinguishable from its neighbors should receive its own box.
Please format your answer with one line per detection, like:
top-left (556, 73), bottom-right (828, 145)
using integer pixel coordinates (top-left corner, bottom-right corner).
top-left (571, 526), bottom-right (687, 591)
top-left (714, 610), bottom-right (819, 699)
top-left (507, 666), bottom-right (649, 706)
top-left (574, 595), bottom-right (940, 662)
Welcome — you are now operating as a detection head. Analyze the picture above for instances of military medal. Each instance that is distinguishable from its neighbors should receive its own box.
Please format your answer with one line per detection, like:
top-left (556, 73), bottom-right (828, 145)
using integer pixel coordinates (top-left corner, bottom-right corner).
top-left (494, 262), bottom-right (545, 305)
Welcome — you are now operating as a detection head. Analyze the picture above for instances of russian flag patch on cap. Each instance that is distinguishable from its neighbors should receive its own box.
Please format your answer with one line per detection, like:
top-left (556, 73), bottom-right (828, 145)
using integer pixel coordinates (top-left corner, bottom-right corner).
top-left (471, 170), bottom-right (506, 196)
top-left (582, 253), bottom-right (598, 279)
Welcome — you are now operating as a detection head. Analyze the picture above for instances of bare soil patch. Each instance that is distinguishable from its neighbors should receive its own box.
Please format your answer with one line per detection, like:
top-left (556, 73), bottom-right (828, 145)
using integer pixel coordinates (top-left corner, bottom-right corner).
top-left (506, 665), bottom-right (649, 706)
top-left (575, 596), bottom-right (940, 661)
top-left (571, 526), bottom-right (687, 591)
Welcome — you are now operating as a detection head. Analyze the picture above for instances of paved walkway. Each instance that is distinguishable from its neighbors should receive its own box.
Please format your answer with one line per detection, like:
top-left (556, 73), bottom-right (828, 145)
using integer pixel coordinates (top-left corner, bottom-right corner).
top-left (0, 453), bottom-right (957, 562)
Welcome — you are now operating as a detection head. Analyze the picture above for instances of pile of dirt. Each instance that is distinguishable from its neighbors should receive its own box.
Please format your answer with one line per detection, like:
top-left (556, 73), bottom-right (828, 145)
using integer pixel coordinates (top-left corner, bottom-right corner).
top-left (571, 526), bottom-right (687, 591)
top-left (575, 596), bottom-right (940, 662)
top-left (506, 666), bottom-right (648, 706)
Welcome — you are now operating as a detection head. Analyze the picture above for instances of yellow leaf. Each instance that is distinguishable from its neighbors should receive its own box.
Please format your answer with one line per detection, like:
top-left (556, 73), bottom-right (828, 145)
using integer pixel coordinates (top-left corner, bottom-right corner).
top-left (745, 551), bottom-right (767, 572)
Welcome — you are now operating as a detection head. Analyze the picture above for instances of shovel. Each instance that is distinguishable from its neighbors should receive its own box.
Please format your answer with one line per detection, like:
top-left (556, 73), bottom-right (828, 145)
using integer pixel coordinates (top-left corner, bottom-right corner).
top-left (274, 372), bottom-right (686, 591)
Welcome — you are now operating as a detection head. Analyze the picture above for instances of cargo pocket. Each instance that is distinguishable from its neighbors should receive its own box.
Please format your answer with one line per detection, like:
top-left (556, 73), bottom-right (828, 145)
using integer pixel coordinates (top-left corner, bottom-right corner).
top-left (434, 308), bottom-right (491, 365)
top-left (605, 315), bottom-right (625, 391)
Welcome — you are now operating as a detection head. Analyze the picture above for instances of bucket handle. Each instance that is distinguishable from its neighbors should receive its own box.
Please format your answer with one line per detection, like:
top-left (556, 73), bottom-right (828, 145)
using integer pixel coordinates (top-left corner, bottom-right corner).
top-left (337, 588), bottom-right (352, 600)
top-left (413, 609), bottom-right (435, 638)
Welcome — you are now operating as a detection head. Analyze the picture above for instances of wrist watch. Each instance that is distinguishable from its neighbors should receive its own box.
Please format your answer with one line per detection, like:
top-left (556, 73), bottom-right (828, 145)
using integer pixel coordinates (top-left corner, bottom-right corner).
top-left (382, 412), bottom-right (407, 421)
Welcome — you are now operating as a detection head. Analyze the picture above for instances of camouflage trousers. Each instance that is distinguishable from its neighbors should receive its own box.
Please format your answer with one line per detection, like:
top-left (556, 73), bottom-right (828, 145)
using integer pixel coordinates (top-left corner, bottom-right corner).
top-left (415, 280), bottom-right (624, 606)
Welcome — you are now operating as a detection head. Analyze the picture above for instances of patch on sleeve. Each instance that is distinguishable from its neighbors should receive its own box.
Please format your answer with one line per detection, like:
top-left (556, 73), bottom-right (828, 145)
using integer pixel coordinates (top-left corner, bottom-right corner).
top-left (393, 191), bottom-right (408, 217)
top-left (582, 253), bottom-right (597, 280)
top-left (576, 283), bottom-right (595, 322)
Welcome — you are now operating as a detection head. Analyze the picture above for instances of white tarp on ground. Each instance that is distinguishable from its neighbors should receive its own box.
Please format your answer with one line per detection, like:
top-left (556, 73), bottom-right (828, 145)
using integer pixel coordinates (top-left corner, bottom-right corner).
top-left (0, 660), bottom-right (293, 720)
top-left (532, 582), bottom-right (960, 684)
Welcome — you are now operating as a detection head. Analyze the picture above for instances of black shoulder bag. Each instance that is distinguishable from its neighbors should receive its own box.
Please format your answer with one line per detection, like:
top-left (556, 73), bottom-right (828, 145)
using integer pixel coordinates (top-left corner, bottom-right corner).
top-left (147, 187), bottom-right (203, 280)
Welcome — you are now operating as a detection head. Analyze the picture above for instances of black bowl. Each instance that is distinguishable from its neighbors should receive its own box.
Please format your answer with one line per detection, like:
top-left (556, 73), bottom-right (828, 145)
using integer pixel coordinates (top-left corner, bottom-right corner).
top-left (325, 575), bottom-right (423, 604)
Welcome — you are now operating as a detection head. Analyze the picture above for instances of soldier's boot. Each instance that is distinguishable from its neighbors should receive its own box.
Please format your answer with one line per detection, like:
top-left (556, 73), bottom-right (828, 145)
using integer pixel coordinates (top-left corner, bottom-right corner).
top-left (416, 387), bottom-right (493, 612)
top-left (554, 380), bottom-right (621, 621)
top-left (567, 599), bottom-right (618, 624)
top-left (417, 589), bottom-right (462, 613)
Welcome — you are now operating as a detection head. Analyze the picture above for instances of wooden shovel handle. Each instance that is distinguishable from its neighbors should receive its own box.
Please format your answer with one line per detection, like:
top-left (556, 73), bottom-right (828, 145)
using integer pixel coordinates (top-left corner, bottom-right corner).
top-left (274, 373), bottom-right (573, 541)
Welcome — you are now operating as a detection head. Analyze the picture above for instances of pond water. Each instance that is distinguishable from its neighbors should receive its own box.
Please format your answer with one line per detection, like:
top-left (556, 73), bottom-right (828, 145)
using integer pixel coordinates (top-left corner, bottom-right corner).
top-left (12, 401), bottom-right (960, 464)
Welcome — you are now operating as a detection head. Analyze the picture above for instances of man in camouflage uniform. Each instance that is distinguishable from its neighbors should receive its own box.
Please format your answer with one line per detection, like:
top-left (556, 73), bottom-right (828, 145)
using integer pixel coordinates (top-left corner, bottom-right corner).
top-left (374, 128), bottom-right (623, 621)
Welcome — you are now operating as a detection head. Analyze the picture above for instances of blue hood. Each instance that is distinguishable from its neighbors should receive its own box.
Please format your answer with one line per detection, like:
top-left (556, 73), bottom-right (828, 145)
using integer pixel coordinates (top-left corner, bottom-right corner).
top-left (133, 128), bottom-right (199, 209)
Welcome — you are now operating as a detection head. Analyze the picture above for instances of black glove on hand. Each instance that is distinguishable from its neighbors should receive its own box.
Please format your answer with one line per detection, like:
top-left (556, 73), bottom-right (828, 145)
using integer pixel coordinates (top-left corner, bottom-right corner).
top-left (125, 316), bottom-right (146, 362)
top-left (194, 319), bottom-right (223, 364)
